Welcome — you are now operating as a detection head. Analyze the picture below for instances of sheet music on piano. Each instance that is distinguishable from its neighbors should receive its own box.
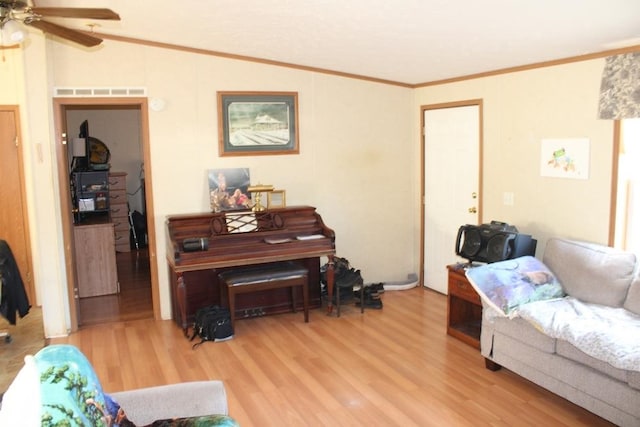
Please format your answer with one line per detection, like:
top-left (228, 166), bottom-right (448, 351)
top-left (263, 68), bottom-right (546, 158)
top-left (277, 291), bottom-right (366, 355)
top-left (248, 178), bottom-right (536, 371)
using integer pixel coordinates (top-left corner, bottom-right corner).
top-left (225, 212), bottom-right (257, 233)
top-left (264, 237), bottom-right (293, 244)
top-left (296, 234), bottom-right (325, 240)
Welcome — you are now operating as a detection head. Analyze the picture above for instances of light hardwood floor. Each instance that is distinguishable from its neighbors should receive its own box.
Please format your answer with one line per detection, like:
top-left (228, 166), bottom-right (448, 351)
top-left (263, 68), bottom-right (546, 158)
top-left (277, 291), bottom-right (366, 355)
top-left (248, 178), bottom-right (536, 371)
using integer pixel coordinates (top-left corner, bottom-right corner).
top-left (0, 306), bottom-right (45, 393)
top-left (78, 248), bottom-right (153, 326)
top-left (49, 287), bottom-right (614, 427)
top-left (1, 248), bottom-right (153, 393)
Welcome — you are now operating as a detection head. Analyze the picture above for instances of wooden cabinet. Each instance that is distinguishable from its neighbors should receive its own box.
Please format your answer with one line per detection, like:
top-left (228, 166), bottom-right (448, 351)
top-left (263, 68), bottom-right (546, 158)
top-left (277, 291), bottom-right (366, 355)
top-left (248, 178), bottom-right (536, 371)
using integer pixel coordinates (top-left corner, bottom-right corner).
top-left (447, 264), bottom-right (482, 349)
top-left (74, 223), bottom-right (118, 297)
top-left (109, 172), bottom-right (130, 252)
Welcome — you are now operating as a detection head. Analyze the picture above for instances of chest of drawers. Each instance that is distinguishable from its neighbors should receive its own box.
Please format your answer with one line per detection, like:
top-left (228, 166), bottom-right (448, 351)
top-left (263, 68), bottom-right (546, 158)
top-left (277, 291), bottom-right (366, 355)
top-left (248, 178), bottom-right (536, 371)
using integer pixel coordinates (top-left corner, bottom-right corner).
top-left (108, 172), bottom-right (130, 252)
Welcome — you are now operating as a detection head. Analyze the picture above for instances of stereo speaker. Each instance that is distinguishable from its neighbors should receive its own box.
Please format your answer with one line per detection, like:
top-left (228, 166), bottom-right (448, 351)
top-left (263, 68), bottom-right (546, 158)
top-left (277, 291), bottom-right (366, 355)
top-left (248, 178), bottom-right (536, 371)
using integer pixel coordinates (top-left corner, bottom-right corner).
top-left (455, 221), bottom-right (536, 263)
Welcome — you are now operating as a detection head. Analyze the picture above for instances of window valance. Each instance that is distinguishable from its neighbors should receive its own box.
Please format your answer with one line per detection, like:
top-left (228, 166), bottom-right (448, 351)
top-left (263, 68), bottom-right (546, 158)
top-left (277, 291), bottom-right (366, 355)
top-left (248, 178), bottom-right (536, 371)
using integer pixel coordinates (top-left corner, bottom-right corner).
top-left (598, 52), bottom-right (640, 120)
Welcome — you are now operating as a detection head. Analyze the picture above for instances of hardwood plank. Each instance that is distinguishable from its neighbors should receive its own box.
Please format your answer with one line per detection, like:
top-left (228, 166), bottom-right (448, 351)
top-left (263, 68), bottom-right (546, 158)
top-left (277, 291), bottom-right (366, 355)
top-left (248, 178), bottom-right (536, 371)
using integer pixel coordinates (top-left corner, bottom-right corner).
top-left (48, 288), bottom-right (615, 427)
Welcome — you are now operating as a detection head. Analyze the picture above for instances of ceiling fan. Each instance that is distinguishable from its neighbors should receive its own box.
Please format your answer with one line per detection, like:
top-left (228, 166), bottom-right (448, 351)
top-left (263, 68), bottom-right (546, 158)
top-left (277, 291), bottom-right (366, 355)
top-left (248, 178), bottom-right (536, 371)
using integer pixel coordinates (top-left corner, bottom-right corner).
top-left (0, 0), bottom-right (120, 47)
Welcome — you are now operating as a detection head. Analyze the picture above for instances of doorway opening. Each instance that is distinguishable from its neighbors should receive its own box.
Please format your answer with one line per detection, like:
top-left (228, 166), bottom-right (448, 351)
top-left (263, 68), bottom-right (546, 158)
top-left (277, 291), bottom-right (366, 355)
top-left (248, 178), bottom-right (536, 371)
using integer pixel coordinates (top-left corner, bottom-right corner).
top-left (54, 97), bottom-right (158, 331)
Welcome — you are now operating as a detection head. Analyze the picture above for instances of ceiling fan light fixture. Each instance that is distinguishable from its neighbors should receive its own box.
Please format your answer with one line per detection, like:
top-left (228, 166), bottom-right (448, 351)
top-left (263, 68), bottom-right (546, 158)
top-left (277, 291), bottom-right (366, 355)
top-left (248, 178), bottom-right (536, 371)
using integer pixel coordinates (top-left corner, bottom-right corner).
top-left (0, 19), bottom-right (25, 47)
top-left (1, 3), bottom-right (119, 48)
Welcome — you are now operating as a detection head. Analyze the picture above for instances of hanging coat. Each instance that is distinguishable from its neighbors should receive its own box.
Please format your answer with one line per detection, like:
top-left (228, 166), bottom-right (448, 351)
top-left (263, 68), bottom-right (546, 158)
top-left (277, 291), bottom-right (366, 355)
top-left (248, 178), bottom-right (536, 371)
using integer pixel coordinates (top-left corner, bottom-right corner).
top-left (0, 239), bottom-right (30, 325)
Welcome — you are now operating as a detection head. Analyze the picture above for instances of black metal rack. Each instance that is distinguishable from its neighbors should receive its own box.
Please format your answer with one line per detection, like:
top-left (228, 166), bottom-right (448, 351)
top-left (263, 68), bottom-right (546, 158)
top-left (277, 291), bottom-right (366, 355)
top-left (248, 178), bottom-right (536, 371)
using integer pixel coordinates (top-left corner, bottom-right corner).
top-left (71, 170), bottom-right (110, 224)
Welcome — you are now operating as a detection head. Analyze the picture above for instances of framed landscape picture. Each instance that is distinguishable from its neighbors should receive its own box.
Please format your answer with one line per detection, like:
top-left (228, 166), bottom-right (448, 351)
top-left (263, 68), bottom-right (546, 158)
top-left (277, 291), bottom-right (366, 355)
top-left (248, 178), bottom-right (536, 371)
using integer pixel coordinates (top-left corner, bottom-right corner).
top-left (217, 91), bottom-right (299, 156)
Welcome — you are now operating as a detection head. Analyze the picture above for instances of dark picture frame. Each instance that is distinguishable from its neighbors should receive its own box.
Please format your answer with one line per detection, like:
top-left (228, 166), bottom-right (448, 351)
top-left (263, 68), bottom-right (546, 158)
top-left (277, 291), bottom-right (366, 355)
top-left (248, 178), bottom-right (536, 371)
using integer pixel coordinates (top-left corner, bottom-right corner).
top-left (217, 91), bottom-right (299, 156)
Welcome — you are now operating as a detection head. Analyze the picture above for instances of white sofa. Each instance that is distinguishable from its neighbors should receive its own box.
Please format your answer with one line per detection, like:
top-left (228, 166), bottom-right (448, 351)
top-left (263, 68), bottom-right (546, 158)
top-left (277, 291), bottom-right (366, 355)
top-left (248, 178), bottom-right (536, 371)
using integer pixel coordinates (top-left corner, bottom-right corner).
top-left (480, 238), bottom-right (640, 427)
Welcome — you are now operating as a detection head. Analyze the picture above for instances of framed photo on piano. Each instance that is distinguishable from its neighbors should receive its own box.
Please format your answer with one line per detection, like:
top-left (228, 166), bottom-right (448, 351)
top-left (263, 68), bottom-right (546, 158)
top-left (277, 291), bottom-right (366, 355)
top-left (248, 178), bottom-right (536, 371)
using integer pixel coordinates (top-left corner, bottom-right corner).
top-left (208, 168), bottom-right (252, 212)
top-left (267, 190), bottom-right (286, 209)
top-left (217, 91), bottom-right (299, 157)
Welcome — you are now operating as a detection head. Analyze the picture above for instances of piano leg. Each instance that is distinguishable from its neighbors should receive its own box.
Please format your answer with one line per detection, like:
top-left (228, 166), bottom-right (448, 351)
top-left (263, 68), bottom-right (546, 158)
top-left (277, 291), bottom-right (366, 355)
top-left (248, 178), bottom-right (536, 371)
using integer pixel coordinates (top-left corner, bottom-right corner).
top-left (176, 272), bottom-right (189, 335)
top-left (326, 255), bottom-right (335, 314)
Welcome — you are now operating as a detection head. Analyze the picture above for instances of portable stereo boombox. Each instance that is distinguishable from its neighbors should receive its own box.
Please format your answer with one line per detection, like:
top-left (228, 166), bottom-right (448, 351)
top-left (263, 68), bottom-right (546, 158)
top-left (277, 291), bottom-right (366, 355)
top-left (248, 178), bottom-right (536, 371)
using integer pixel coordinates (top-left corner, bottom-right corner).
top-left (455, 221), bottom-right (537, 264)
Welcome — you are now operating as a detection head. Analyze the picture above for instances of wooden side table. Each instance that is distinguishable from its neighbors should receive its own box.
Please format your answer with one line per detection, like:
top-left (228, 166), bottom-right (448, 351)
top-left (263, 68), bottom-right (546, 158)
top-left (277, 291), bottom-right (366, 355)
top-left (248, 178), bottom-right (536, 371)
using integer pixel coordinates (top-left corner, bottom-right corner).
top-left (446, 264), bottom-right (482, 349)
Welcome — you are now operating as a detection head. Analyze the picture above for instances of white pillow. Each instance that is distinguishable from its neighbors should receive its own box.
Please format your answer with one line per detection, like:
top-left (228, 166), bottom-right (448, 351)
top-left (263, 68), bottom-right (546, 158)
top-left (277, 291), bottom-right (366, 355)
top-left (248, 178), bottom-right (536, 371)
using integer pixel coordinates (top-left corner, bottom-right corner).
top-left (0, 355), bottom-right (41, 426)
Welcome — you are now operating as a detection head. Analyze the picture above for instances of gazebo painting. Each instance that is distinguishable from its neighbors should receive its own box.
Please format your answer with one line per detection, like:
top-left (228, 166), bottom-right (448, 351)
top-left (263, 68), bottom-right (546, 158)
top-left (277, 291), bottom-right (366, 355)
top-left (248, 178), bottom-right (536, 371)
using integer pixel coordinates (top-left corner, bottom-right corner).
top-left (218, 92), bottom-right (299, 156)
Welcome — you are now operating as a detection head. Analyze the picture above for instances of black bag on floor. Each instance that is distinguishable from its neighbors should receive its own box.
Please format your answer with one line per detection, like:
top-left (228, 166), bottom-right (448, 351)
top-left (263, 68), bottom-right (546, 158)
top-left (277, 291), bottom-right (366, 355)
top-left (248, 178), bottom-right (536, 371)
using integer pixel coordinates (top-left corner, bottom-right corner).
top-left (190, 305), bottom-right (234, 349)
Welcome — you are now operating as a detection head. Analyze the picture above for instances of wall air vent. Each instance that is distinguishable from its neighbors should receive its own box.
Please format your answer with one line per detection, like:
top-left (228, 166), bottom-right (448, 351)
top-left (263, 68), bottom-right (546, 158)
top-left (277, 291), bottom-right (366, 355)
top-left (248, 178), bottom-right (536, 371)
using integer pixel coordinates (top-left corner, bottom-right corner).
top-left (54, 87), bottom-right (147, 97)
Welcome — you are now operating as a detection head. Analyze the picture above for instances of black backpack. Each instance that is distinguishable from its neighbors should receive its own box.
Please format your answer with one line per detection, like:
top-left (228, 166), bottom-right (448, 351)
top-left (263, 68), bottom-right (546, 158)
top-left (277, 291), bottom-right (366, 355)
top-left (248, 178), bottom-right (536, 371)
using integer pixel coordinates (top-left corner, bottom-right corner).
top-left (189, 305), bottom-right (234, 349)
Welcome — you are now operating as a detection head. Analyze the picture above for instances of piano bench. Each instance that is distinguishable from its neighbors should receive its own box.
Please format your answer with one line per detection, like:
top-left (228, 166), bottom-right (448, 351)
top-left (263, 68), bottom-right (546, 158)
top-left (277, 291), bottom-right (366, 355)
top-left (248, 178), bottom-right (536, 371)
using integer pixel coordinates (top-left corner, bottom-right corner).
top-left (218, 261), bottom-right (309, 327)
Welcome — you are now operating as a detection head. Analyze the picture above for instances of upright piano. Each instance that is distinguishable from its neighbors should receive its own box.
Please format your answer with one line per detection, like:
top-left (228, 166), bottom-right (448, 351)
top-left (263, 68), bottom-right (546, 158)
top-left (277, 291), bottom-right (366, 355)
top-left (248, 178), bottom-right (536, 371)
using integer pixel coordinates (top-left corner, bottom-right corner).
top-left (166, 206), bottom-right (336, 332)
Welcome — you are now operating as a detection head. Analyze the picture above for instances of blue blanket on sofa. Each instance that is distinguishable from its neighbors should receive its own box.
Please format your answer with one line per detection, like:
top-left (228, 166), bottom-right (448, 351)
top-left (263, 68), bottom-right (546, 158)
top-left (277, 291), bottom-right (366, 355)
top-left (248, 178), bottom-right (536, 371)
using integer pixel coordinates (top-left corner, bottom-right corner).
top-left (465, 256), bottom-right (565, 318)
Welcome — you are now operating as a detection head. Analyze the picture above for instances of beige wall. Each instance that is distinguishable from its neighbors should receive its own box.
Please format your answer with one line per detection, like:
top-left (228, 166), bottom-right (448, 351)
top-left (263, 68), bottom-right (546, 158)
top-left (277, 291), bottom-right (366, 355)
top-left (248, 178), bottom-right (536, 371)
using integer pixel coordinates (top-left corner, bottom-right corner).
top-left (0, 48), bottom-right (24, 102)
top-left (6, 37), bottom-right (617, 337)
top-left (19, 40), bottom-right (416, 335)
top-left (415, 59), bottom-right (615, 256)
top-left (2, 35), bottom-right (75, 338)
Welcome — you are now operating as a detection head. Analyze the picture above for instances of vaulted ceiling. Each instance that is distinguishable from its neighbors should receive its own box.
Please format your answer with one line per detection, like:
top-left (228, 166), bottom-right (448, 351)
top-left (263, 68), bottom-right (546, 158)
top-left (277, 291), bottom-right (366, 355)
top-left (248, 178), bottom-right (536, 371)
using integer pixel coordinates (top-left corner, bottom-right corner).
top-left (32, 0), bottom-right (640, 86)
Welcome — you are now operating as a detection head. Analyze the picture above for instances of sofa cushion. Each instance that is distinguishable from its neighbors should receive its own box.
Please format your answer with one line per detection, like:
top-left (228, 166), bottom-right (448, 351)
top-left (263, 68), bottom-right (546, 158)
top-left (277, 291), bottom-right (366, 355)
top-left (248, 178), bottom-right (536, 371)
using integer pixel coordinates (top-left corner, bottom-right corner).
top-left (489, 316), bottom-right (556, 354)
top-left (543, 238), bottom-right (636, 307)
top-left (556, 340), bottom-right (628, 383)
top-left (517, 297), bottom-right (640, 372)
top-left (624, 270), bottom-right (640, 315)
top-left (556, 341), bottom-right (640, 391)
top-left (493, 334), bottom-right (640, 420)
top-left (629, 371), bottom-right (640, 390)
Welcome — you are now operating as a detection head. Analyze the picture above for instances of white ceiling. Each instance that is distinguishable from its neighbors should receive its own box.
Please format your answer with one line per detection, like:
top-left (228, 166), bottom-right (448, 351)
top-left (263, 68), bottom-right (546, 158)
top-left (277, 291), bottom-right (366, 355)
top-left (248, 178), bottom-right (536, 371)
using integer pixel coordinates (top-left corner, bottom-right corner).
top-left (33, 0), bottom-right (640, 85)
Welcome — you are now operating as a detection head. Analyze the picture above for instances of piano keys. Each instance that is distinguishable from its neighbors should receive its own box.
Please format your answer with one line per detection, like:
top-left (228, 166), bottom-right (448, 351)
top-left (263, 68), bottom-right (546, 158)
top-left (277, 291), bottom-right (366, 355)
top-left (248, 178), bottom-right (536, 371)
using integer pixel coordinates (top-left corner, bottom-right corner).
top-left (166, 206), bottom-right (336, 333)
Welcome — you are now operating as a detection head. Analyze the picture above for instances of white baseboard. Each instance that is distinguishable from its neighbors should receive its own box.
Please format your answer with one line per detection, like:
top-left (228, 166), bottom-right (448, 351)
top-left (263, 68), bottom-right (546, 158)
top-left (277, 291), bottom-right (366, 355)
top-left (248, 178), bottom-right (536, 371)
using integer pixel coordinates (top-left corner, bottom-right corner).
top-left (368, 273), bottom-right (419, 291)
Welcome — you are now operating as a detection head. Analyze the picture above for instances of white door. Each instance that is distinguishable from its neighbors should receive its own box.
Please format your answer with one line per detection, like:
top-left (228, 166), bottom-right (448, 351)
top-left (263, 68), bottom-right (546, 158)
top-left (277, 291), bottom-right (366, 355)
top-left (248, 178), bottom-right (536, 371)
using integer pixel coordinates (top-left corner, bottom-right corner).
top-left (423, 103), bottom-right (480, 293)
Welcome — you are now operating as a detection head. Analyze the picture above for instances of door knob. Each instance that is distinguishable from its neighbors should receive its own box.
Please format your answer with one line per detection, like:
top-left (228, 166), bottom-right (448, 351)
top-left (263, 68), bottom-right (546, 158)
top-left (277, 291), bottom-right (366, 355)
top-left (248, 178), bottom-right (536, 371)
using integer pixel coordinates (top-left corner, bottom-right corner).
top-left (468, 207), bottom-right (477, 213)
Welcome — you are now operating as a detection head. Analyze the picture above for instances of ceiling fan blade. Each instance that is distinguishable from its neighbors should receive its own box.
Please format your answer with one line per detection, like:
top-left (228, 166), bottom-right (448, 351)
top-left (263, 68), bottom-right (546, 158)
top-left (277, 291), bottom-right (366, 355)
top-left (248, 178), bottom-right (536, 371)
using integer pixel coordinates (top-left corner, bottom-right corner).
top-left (26, 19), bottom-right (103, 47)
top-left (30, 7), bottom-right (120, 20)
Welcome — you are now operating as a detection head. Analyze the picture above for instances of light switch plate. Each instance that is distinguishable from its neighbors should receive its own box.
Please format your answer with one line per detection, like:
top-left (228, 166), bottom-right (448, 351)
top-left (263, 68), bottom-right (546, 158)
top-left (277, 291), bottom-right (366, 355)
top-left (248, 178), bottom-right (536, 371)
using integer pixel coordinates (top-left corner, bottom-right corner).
top-left (503, 192), bottom-right (514, 206)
